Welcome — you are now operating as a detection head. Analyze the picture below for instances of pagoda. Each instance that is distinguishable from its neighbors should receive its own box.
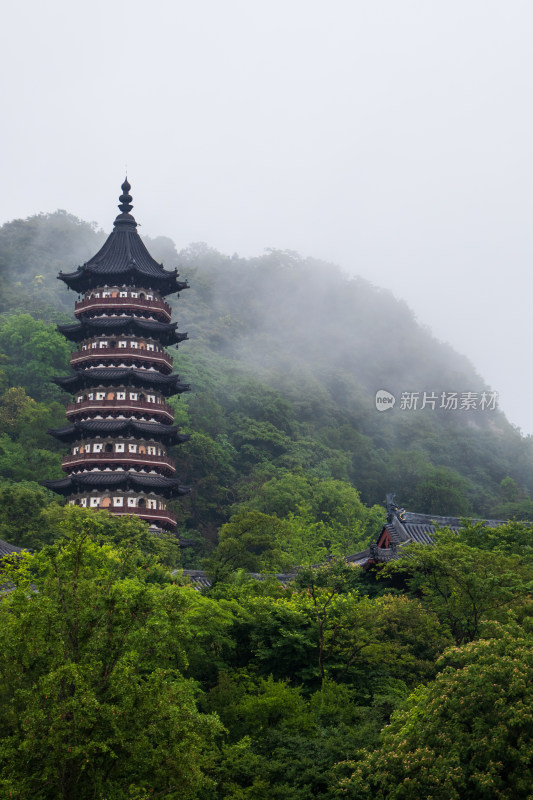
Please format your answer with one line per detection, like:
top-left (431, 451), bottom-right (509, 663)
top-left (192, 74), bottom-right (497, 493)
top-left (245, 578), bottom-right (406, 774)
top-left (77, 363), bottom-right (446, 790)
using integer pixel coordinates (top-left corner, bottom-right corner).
top-left (44, 180), bottom-right (190, 530)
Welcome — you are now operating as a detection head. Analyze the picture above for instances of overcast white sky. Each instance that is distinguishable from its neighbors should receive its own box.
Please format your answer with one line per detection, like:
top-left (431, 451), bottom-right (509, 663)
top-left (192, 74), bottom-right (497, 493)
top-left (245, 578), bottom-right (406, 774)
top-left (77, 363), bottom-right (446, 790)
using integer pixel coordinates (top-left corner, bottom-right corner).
top-left (2, 1), bottom-right (533, 432)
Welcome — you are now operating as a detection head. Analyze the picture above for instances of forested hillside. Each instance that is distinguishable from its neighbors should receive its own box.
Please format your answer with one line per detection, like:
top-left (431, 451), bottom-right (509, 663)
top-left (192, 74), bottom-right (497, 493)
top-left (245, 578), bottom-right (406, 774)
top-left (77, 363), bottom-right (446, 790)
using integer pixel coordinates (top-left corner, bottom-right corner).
top-left (3, 211), bottom-right (533, 799)
top-left (1, 210), bottom-right (533, 568)
top-left (3, 506), bottom-right (533, 798)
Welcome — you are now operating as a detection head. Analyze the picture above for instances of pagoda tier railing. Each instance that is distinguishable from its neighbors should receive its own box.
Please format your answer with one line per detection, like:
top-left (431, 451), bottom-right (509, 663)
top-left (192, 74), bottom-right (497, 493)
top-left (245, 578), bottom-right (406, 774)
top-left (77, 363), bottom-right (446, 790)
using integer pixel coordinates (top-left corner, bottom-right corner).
top-left (65, 399), bottom-right (175, 422)
top-left (105, 506), bottom-right (177, 526)
top-left (70, 347), bottom-right (173, 371)
top-left (74, 295), bottom-right (172, 321)
top-left (62, 452), bottom-right (176, 474)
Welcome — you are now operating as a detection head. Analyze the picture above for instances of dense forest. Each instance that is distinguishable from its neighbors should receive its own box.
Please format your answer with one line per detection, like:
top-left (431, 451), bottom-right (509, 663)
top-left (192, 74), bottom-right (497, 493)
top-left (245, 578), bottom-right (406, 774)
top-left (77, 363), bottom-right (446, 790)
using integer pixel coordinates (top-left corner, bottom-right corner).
top-left (2, 211), bottom-right (533, 564)
top-left (2, 211), bottom-right (533, 798)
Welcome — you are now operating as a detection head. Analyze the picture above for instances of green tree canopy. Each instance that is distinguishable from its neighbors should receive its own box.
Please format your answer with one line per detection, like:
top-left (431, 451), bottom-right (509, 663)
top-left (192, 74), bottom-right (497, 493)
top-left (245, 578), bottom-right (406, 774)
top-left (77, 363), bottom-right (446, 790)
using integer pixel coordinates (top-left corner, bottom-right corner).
top-left (0, 518), bottom-right (222, 799)
top-left (339, 626), bottom-right (533, 800)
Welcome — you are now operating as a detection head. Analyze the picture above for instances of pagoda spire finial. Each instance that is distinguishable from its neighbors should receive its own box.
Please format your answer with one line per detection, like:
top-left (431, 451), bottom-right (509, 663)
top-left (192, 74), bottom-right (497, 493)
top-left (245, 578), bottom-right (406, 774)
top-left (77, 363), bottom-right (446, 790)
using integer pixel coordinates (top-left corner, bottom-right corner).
top-left (118, 178), bottom-right (133, 214)
top-left (114, 177), bottom-right (137, 227)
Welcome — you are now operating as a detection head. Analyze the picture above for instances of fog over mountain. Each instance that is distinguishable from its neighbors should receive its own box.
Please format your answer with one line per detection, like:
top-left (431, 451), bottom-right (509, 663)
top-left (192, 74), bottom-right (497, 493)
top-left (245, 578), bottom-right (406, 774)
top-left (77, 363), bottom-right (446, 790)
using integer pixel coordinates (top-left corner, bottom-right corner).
top-left (2, 1), bottom-right (533, 430)
top-left (3, 210), bottom-right (533, 533)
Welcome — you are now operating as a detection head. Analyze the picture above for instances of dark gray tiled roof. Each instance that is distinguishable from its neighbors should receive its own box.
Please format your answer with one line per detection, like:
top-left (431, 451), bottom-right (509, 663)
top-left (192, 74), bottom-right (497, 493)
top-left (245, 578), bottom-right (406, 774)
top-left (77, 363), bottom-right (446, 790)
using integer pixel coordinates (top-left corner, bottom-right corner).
top-left (44, 471), bottom-right (190, 497)
top-left (57, 318), bottom-right (186, 346)
top-left (357, 496), bottom-right (510, 567)
top-left (53, 368), bottom-right (189, 396)
top-left (345, 548), bottom-right (371, 565)
top-left (179, 569), bottom-right (297, 589)
top-left (58, 182), bottom-right (189, 296)
top-left (0, 539), bottom-right (24, 557)
top-left (48, 419), bottom-right (189, 444)
top-left (403, 524), bottom-right (438, 544)
top-left (402, 510), bottom-right (505, 528)
top-left (180, 570), bottom-right (213, 589)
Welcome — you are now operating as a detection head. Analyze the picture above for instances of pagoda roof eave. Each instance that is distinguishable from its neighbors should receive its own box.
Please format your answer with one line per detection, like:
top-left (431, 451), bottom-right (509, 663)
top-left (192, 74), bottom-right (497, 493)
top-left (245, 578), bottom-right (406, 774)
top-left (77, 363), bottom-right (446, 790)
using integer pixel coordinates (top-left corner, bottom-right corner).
top-left (60, 269), bottom-right (189, 297)
top-left (48, 419), bottom-right (190, 444)
top-left (58, 181), bottom-right (189, 298)
top-left (53, 367), bottom-right (190, 396)
top-left (57, 317), bottom-right (184, 345)
top-left (57, 211), bottom-right (189, 297)
top-left (43, 472), bottom-right (190, 498)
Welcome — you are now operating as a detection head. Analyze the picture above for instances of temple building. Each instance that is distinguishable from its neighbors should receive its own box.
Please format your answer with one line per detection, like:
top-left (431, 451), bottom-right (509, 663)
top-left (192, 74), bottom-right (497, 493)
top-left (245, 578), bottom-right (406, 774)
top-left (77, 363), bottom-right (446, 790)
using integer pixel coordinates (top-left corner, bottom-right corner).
top-left (44, 180), bottom-right (190, 531)
top-left (182, 495), bottom-right (509, 587)
top-left (345, 493), bottom-right (506, 568)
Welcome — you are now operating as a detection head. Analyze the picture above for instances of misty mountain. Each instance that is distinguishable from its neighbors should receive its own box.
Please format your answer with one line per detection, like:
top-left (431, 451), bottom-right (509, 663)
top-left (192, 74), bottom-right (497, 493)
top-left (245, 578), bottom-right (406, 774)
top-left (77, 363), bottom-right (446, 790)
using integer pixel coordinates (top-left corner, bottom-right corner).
top-left (1, 211), bottom-right (532, 546)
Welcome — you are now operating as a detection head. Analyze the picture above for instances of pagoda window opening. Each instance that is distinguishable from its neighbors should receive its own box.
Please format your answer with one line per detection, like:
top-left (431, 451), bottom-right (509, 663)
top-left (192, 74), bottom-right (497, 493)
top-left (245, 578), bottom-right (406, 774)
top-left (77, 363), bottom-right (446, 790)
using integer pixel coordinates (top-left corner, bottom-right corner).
top-left (90, 497), bottom-right (100, 507)
top-left (116, 391), bottom-right (126, 400)
top-left (113, 496), bottom-right (123, 506)
top-left (106, 392), bottom-right (115, 401)
top-left (138, 497), bottom-right (146, 508)
top-left (119, 341), bottom-right (127, 348)
top-left (115, 443), bottom-right (125, 452)
top-left (128, 497), bottom-right (137, 507)
top-left (130, 392), bottom-right (138, 400)
top-left (105, 443), bottom-right (113, 453)
top-left (80, 498), bottom-right (87, 507)
top-left (101, 496), bottom-right (111, 508)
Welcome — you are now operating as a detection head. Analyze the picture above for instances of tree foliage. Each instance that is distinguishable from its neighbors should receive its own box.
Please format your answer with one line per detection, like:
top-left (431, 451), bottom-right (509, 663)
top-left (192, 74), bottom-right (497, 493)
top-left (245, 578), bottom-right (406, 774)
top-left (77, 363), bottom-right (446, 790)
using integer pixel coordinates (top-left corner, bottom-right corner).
top-left (339, 627), bottom-right (533, 800)
top-left (0, 520), bottom-right (222, 799)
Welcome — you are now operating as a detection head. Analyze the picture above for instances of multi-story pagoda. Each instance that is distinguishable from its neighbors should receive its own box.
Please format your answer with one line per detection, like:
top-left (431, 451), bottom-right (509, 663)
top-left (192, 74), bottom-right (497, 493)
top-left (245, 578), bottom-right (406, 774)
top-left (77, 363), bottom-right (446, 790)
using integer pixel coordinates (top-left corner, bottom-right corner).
top-left (44, 180), bottom-right (190, 530)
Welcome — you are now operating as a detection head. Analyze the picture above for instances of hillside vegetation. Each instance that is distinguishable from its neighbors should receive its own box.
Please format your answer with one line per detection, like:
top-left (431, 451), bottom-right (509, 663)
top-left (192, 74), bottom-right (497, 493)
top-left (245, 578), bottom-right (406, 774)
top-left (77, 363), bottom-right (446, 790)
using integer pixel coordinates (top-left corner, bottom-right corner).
top-left (1, 211), bottom-right (533, 570)
top-left (2, 212), bottom-right (533, 799)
